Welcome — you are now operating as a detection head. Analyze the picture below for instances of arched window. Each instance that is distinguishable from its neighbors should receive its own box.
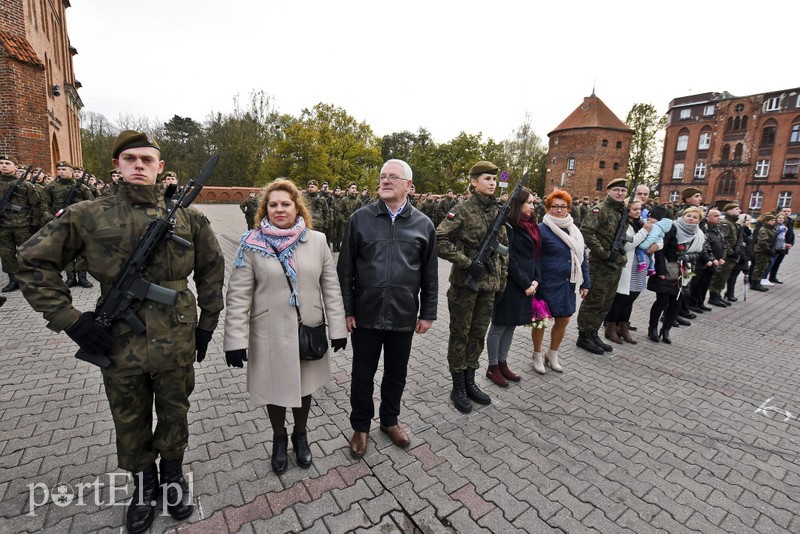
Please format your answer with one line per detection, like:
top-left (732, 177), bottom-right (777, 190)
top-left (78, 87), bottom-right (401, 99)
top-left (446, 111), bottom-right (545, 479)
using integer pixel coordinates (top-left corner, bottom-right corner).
top-left (761, 120), bottom-right (778, 146)
top-left (676, 132), bottom-right (689, 152)
top-left (734, 116), bottom-right (741, 130)
top-left (734, 143), bottom-right (744, 162)
top-left (595, 178), bottom-right (603, 191)
top-left (790, 123), bottom-right (800, 144)
top-left (741, 116), bottom-right (748, 130)
top-left (717, 172), bottom-right (736, 194)
top-left (721, 144), bottom-right (731, 162)
top-left (727, 117), bottom-right (733, 131)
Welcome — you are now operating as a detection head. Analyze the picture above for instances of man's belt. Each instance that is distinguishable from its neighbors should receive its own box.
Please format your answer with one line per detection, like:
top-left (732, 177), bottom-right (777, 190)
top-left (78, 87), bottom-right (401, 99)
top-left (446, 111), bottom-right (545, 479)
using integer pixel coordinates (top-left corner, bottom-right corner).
top-left (157, 279), bottom-right (188, 291)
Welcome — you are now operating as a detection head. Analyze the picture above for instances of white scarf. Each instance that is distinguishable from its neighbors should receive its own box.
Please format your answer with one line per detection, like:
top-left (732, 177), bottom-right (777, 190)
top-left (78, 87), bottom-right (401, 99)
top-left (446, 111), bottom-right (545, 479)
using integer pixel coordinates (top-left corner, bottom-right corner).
top-left (542, 213), bottom-right (585, 290)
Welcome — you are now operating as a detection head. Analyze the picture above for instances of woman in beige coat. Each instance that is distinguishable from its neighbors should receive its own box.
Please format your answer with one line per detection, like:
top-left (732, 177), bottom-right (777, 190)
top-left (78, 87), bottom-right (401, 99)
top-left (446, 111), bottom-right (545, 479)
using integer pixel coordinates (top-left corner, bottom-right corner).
top-left (224, 179), bottom-right (347, 474)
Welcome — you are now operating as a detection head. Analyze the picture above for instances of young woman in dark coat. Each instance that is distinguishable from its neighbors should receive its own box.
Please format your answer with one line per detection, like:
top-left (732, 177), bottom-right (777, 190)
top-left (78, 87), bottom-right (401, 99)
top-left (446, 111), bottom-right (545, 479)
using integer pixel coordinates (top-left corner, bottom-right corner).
top-left (485, 187), bottom-right (541, 387)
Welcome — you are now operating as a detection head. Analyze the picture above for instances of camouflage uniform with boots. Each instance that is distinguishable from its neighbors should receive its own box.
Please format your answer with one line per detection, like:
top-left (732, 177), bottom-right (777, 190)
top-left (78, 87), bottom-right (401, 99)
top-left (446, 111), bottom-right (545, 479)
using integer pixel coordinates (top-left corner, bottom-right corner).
top-left (1, 156), bottom-right (43, 292)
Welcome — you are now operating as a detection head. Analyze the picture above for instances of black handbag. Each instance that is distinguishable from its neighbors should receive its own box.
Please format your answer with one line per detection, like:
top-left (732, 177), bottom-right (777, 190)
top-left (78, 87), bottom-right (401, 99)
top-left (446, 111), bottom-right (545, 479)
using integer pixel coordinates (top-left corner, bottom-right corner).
top-left (270, 245), bottom-right (328, 361)
top-left (664, 261), bottom-right (681, 281)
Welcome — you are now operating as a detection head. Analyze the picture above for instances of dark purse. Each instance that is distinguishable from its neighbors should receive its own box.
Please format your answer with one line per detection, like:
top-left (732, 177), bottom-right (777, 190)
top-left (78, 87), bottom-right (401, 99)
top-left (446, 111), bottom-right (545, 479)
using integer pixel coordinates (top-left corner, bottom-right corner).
top-left (270, 245), bottom-right (328, 361)
top-left (664, 261), bottom-right (681, 281)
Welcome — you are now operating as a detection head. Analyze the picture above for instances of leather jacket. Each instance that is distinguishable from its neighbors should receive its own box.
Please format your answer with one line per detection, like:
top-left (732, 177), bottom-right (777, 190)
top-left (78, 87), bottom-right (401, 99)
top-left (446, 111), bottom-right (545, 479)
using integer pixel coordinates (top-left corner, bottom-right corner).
top-left (337, 199), bottom-right (438, 331)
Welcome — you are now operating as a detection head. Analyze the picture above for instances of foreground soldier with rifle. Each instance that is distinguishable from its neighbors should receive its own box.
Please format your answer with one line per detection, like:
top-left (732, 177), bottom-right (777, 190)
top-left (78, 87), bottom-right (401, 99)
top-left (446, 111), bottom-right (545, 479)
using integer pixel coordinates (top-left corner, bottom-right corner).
top-left (0, 157), bottom-right (42, 293)
top-left (17, 130), bottom-right (225, 533)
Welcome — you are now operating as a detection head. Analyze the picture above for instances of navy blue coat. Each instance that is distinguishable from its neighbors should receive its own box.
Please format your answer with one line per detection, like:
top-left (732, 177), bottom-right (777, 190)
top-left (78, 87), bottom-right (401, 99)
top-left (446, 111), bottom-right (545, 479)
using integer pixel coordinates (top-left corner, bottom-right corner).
top-left (536, 223), bottom-right (590, 318)
top-left (492, 224), bottom-right (541, 326)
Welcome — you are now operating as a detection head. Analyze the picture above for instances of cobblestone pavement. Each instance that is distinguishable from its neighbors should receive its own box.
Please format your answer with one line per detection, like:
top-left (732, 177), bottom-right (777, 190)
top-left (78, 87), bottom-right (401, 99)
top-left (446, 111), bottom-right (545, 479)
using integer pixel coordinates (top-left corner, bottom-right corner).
top-left (1, 203), bottom-right (798, 533)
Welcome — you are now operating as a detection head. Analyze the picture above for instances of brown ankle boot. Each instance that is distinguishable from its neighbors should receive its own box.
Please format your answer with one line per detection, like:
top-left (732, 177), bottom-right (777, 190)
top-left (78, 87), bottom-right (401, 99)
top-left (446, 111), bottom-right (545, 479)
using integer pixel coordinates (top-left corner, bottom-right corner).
top-left (485, 364), bottom-right (508, 387)
top-left (498, 361), bottom-right (520, 382)
top-left (604, 322), bottom-right (623, 344)
top-left (618, 322), bottom-right (637, 344)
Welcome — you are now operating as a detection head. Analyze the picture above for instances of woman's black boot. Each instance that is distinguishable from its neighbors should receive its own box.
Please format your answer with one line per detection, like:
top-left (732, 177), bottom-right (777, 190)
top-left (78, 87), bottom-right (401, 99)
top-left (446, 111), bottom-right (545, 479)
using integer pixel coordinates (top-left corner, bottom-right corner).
top-left (660, 328), bottom-right (672, 344)
top-left (271, 430), bottom-right (288, 474)
top-left (648, 325), bottom-right (660, 342)
top-left (291, 432), bottom-right (312, 468)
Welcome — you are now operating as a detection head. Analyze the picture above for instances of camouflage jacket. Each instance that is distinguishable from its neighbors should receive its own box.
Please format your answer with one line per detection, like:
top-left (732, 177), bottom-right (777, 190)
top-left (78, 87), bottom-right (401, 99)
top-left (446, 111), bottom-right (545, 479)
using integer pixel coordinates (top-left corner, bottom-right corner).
top-left (755, 224), bottom-right (776, 254)
top-left (303, 191), bottom-right (330, 232)
top-left (44, 179), bottom-right (94, 221)
top-left (17, 182), bottom-right (225, 376)
top-left (0, 173), bottom-right (43, 228)
top-left (580, 195), bottom-right (627, 265)
top-left (436, 192), bottom-right (508, 292)
top-left (239, 196), bottom-right (259, 216)
top-left (335, 194), bottom-right (361, 226)
top-left (720, 214), bottom-right (738, 257)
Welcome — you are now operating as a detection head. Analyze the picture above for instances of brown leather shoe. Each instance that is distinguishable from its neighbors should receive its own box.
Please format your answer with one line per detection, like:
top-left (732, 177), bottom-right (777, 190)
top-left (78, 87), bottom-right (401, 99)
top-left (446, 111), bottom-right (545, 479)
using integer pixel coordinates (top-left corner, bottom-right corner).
top-left (379, 423), bottom-right (411, 448)
top-left (349, 431), bottom-right (368, 458)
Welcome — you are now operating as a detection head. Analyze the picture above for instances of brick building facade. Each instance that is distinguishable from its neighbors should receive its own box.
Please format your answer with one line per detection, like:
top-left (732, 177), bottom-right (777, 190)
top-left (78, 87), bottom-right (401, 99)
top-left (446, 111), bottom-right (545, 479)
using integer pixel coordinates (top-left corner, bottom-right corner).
top-left (0, 0), bottom-right (82, 171)
top-left (659, 88), bottom-right (800, 216)
top-left (545, 93), bottom-right (633, 200)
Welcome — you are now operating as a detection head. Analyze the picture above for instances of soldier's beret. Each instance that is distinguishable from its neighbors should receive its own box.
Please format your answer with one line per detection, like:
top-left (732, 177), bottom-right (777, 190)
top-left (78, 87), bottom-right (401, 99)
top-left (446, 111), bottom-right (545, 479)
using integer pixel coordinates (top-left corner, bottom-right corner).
top-left (72, 166), bottom-right (84, 172)
top-left (321, 181), bottom-right (328, 186)
top-left (112, 130), bottom-right (161, 159)
top-left (582, 196), bottom-right (590, 201)
top-left (109, 168), bottom-right (121, 176)
top-left (0, 154), bottom-right (19, 165)
top-left (307, 180), bottom-right (318, 187)
top-left (680, 187), bottom-right (701, 201)
top-left (722, 203), bottom-right (740, 212)
top-left (55, 161), bottom-right (73, 169)
top-left (163, 171), bottom-right (177, 178)
top-left (469, 161), bottom-right (499, 176)
top-left (348, 182), bottom-right (357, 188)
top-left (760, 214), bottom-right (776, 222)
top-left (606, 178), bottom-right (628, 189)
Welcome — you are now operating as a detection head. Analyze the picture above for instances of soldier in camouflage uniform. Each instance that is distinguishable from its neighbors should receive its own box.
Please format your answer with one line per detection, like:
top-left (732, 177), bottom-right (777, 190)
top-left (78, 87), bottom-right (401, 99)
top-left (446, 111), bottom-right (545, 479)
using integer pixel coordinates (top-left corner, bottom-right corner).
top-left (44, 161), bottom-right (95, 288)
top-left (575, 178), bottom-right (629, 355)
top-left (106, 169), bottom-right (122, 195)
top-left (16, 130), bottom-right (225, 533)
top-left (28, 169), bottom-right (49, 231)
top-left (437, 161), bottom-right (509, 414)
top-left (239, 190), bottom-right (259, 229)
top-left (1, 155), bottom-right (43, 292)
top-left (303, 180), bottom-right (331, 237)
top-left (333, 182), bottom-right (361, 252)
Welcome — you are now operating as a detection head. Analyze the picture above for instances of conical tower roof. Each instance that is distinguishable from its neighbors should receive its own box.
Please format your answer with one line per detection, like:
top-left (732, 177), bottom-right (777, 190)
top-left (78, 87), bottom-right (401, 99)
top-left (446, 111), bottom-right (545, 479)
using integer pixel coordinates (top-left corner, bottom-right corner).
top-left (549, 93), bottom-right (632, 136)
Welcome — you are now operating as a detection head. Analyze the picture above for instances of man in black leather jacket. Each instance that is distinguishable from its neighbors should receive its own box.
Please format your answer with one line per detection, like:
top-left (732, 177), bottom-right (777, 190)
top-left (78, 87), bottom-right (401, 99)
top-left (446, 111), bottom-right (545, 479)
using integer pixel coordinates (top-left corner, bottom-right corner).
top-left (337, 159), bottom-right (438, 458)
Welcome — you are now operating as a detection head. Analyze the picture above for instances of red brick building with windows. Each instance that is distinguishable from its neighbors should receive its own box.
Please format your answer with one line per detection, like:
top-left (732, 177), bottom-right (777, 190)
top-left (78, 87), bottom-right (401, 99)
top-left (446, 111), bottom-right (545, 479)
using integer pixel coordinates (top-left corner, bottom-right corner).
top-left (0, 0), bottom-right (82, 171)
top-left (659, 88), bottom-right (800, 216)
top-left (546, 93), bottom-right (633, 200)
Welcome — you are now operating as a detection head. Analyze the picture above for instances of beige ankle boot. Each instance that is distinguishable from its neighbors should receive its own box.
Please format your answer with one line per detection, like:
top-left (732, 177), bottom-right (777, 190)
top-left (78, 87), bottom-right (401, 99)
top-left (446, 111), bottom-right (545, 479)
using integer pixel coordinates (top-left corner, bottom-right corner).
top-left (545, 348), bottom-right (563, 372)
top-left (532, 351), bottom-right (546, 374)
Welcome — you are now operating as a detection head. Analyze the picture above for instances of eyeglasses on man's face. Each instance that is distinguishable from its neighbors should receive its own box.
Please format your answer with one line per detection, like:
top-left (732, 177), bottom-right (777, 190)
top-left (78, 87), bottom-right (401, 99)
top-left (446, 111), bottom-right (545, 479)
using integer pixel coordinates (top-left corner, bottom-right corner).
top-left (378, 174), bottom-right (408, 183)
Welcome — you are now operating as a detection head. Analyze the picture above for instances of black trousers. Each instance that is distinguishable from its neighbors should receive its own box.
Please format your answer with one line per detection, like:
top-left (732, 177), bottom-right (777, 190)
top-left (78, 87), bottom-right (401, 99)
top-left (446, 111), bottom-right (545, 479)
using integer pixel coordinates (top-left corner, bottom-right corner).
top-left (649, 292), bottom-right (681, 331)
top-left (690, 266), bottom-right (713, 304)
top-left (769, 250), bottom-right (787, 280)
top-left (350, 328), bottom-right (414, 432)
top-left (605, 291), bottom-right (641, 323)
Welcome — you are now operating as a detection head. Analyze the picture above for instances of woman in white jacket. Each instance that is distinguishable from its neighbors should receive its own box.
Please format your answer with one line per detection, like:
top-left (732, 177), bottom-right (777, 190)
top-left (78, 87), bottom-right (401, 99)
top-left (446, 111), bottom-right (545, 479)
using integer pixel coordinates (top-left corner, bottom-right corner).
top-left (603, 200), bottom-right (653, 344)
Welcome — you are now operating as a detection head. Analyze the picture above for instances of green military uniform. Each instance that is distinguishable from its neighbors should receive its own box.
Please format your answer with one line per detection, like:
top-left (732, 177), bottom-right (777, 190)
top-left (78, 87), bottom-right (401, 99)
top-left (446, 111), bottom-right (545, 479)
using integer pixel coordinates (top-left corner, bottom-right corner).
top-left (304, 191), bottom-right (330, 235)
top-left (752, 221), bottom-right (776, 281)
top-left (709, 211), bottom-right (739, 294)
top-left (43, 176), bottom-right (95, 283)
top-left (576, 192), bottom-right (627, 345)
top-left (334, 192), bottom-right (361, 251)
top-left (239, 194), bottom-right (259, 229)
top-left (17, 181), bottom-right (225, 470)
top-left (1, 165), bottom-right (42, 286)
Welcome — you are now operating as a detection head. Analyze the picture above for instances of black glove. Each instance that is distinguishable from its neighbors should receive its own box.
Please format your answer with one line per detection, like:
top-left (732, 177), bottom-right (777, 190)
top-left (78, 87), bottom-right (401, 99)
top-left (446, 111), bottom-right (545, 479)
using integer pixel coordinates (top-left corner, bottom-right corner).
top-left (225, 349), bottom-right (248, 368)
top-left (465, 260), bottom-right (486, 279)
top-left (29, 226), bottom-right (38, 236)
top-left (195, 328), bottom-right (213, 363)
top-left (331, 338), bottom-right (347, 352)
top-left (65, 312), bottom-right (113, 355)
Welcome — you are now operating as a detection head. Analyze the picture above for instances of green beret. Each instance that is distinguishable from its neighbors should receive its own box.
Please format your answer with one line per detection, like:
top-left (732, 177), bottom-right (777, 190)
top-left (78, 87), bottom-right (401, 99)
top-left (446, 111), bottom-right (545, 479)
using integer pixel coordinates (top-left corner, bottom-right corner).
top-left (469, 161), bottom-right (499, 176)
top-left (723, 203), bottom-right (740, 212)
top-left (109, 168), bottom-right (121, 176)
top-left (0, 154), bottom-right (18, 165)
top-left (163, 171), bottom-right (177, 178)
top-left (761, 214), bottom-right (776, 222)
top-left (112, 130), bottom-right (161, 159)
top-left (307, 180), bottom-right (318, 187)
top-left (56, 160), bottom-right (74, 169)
top-left (348, 182), bottom-right (357, 188)
top-left (681, 187), bottom-right (701, 201)
top-left (72, 166), bottom-right (84, 172)
top-left (607, 178), bottom-right (628, 189)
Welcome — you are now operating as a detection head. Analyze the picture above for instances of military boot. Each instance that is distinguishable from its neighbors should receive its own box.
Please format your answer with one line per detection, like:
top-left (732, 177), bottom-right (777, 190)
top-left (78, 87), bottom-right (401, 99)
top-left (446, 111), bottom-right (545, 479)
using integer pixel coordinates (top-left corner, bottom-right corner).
top-left (65, 271), bottom-right (78, 288)
top-left (126, 465), bottom-right (159, 534)
top-left (464, 369), bottom-right (491, 405)
top-left (576, 332), bottom-right (604, 354)
top-left (591, 331), bottom-right (613, 352)
top-left (77, 271), bottom-right (94, 288)
top-left (1, 273), bottom-right (19, 292)
top-left (451, 372), bottom-right (472, 413)
top-left (708, 293), bottom-right (728, 307)
top-left (159, 456), bottom-right (194, 521)
top-left (0, 295), bottom-right (7, 308)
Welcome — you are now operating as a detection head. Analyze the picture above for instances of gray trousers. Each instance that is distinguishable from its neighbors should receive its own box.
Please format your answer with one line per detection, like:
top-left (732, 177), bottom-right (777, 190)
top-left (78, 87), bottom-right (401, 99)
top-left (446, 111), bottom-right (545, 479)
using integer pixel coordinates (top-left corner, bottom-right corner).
top-left (486, 323), bottom-right (516, 365)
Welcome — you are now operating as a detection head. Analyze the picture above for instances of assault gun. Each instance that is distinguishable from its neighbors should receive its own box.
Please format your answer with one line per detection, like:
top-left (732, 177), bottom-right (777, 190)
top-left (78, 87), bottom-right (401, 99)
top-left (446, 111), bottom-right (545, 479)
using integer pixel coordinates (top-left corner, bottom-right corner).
top-left (55, 170), bottom-right (88, 217)
top-left (29, 169), bottom-right (43, 186)
top-left (0, 165), bottom-right (34, 220)
top-left (463, 171), bottom-right (529, 292)
top-left (607, 184), bottom-right (637, 268)
top-left (75, 155), bottom-right (219, 368)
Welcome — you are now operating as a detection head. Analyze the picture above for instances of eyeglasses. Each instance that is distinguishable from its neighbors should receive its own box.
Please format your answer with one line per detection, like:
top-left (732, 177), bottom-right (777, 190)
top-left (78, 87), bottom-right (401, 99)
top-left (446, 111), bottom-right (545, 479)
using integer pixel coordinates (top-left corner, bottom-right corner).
top-left (378, 174), bottom-right (409, 183)
top-left (549, 204), bottom-right (569, 210)
top-left (609, 187), bottom-right (628, 193)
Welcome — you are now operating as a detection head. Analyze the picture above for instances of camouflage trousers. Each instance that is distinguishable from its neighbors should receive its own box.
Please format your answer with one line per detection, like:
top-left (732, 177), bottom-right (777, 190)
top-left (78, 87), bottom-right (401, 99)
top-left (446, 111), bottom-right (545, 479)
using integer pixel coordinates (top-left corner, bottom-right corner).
top-left (577, 259), bottom-right (623, 333)
top-left (0, 226), bottom-right (31, 273)
top-left (65, 255), bottom-right (87, 272)
top-left (102, 365), bottom-right (195, 472)
top-left (709, 259), bottom-right (736, 293)
top-left (446, 285), bottom-right (495, 373)
top-left (752, 253), bottom-right (772, 281)
top-left (245, 215), bottom-right (255, 230)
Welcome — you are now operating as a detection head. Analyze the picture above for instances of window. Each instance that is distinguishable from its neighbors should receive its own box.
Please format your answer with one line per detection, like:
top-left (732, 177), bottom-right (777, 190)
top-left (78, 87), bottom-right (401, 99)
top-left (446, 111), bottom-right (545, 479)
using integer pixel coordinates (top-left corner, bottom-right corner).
top-left (734, 143), bottom-right (743, 162)
top-left (680, 109), bottom-right (691, 119)
top-left (676, 134), bottom-right (689, 151)
top-left (698, 132), bottom-right (711, 150)
top-left (567, 157), bottom-right (575, 171)
top-left (595, 178), bottom-right (603, 191)
top-left (761, 126), bottom-right (777, 146)
top-left (613, 163), bottom-right (620, 170)
top-left (777, 191), bottom-right (792, 208)
top-left (599, 161), bottom-right (606, 169)
top-left (783, 158), bottom-right (799, 177)
top-left (763, 97), bottom-right (781, 112)
top-left (703, 105), bottom-right (715, 116)
top-left (616, 141), bottom-right (622, 149)
top-left (669, 191), bottom-right (680, 202)
top-left (601, 139), bottom-right (608, 147)
top-left (717, 173), bottom-right (736, 194)
top-left (755, 159), bottom-right (770, 178)
top-left (790, 124), bottom-right (800, 143)
top-left (797, 95), bottom-right (800, 108)
top-left (694, 162), bottom-right (707, 179)
top-left (749, 191), bottom-right (763, 210)
top-left (735, 103), bottom-right (745, 113)
top-left (672, 163), bottom-right (685, 180)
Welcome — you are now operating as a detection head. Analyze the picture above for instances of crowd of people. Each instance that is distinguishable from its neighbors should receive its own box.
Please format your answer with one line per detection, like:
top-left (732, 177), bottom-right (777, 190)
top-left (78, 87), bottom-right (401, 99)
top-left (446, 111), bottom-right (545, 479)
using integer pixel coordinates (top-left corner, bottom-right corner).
top-left (1, 131), bottom-right (796, 532)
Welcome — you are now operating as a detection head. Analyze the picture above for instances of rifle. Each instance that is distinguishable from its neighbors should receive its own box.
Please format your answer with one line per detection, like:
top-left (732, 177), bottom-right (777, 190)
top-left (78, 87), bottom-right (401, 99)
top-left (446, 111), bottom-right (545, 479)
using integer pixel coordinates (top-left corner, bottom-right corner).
top-left (55, 170), bottom-right (88, 217)
top-left (29, 169), bottom-right (43, 186)
top-left (463, 171), bottom-right (529, 292)
top-left (0, 165), bottom-right (34, 220)
top-left (75, 155), bottom-right (219, 368)
top-left (607, 184), bottom-right (637, 268)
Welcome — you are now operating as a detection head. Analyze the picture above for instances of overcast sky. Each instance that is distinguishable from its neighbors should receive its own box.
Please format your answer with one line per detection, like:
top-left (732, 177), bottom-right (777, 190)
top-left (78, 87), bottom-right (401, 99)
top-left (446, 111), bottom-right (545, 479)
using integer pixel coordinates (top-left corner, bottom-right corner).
top-left (66, 0), bottom-right (798, 144)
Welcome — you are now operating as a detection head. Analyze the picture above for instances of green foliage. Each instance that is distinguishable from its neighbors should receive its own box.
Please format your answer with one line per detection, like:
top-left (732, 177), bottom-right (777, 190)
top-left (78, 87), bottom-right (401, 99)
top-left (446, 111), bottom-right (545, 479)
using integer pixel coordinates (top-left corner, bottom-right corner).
top-left (626, 103), bottom-right (666, 190)
top-left (80, 111), bottom-right (117, 178)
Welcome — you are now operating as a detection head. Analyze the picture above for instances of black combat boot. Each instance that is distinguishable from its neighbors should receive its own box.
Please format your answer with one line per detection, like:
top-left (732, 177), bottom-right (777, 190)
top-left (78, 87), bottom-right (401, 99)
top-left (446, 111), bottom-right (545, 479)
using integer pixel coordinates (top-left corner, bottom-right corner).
top-left (0, 295), bottom-right (6, 307)
top-left (708, 293), bottom-right (728, 307)
top-left (750, 281), bottom-right (769, 292)
top-left (65, 271), bottom-right (78, 288)
top-left (464, 369), bottom-right (491, 405)
top-left (291, 431), bottom-right (312, 468)
top-left (1, 273), bottom-right (19, 292)
top-left (451, 372), bottom-right (472, 414)
top-left (126, 465), bottom-right (159, 534)
top-left (576, 331), bottom-right (604, 354)
top-left (591, 331), bottom-right (613, 352)
top-left (159, 456), bottom-right (194, 521)
top-left (271, 431), bottom-right (288, 474)
top-left (77, 271), bottom-right (94, 288)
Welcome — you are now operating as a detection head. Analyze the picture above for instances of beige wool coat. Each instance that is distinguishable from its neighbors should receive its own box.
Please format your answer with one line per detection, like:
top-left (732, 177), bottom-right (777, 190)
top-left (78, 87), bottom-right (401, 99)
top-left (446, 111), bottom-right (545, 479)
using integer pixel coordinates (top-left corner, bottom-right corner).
top-left (224, 230), bottom-right (347, 407)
